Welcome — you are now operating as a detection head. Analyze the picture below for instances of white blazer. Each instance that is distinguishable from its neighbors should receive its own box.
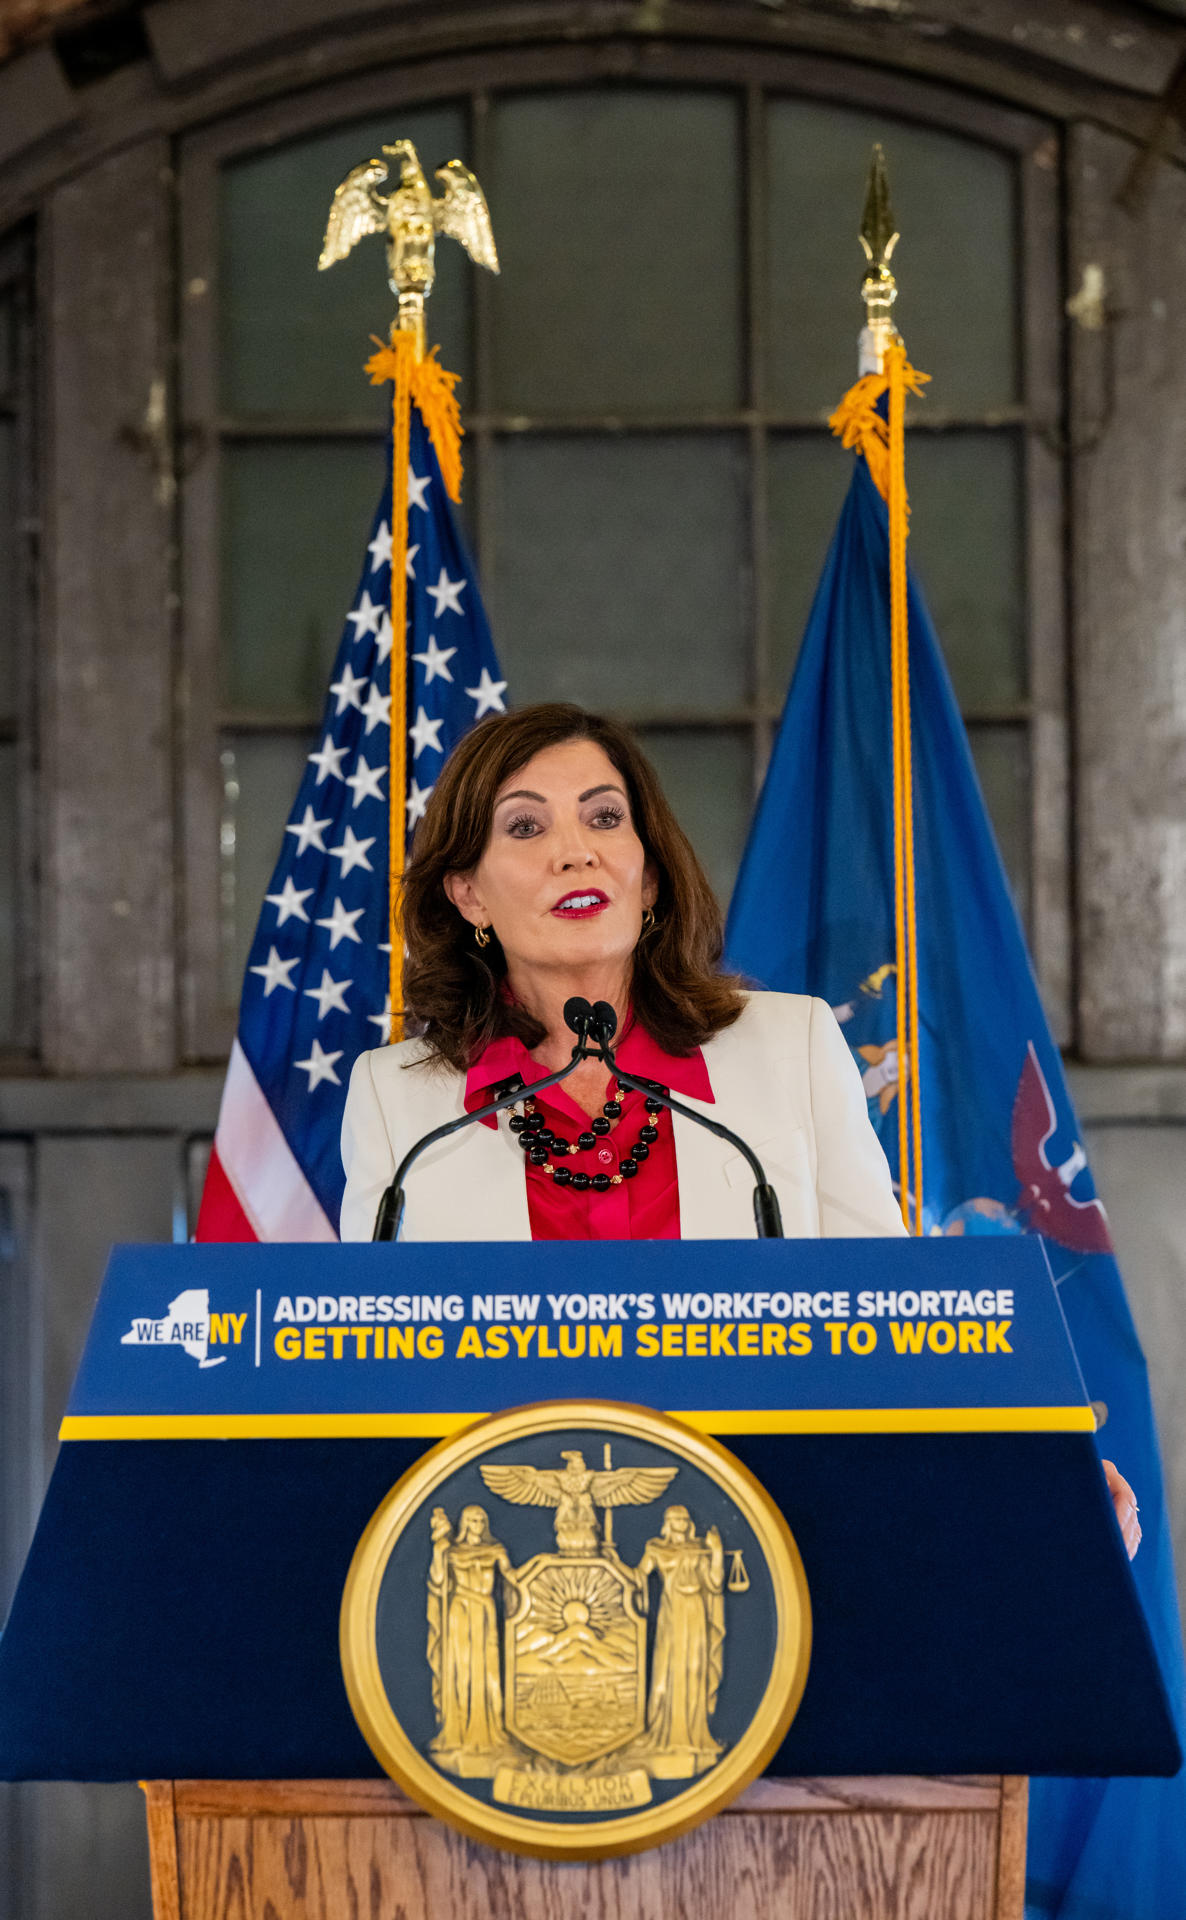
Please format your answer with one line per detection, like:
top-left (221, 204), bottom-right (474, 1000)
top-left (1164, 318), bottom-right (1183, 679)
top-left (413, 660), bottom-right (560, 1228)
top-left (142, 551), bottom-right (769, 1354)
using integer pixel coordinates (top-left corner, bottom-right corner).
top-left (339, 991), bottom-right (906, 1243)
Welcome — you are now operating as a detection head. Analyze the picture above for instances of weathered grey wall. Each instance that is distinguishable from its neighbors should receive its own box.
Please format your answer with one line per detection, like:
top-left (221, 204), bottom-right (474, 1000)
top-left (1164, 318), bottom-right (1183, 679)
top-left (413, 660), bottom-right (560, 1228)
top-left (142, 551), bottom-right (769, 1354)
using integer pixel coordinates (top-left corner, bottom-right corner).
top-left (23, 1784), bottom-right (151, 1920)
top-left (42, 141), bottom-right (177, 1076)
top-left (1069, 124), bottom-right (1186, 1062)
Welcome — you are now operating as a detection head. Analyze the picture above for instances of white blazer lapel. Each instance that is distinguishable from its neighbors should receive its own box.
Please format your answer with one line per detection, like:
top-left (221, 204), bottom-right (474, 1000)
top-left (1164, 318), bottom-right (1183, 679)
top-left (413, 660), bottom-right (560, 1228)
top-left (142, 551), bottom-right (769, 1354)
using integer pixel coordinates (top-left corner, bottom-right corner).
top-left (672, 1098), bottom-right (755, 1240)
top-left (402, 1108), bottom-right (533, 1242)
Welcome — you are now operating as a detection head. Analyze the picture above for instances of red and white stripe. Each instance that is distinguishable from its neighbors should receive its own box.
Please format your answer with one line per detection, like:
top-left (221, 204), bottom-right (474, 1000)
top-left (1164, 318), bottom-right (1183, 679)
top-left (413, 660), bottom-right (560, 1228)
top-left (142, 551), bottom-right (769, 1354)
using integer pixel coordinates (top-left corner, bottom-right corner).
top-left (194, 1039), bottom-right (337, 1243)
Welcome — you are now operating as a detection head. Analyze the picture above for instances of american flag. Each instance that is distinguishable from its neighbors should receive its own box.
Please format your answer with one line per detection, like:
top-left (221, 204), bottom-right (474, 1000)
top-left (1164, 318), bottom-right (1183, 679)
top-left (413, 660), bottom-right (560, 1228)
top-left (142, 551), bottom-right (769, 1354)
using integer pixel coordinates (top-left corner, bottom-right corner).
top-left (195, 408), bottom-right (506, 1241)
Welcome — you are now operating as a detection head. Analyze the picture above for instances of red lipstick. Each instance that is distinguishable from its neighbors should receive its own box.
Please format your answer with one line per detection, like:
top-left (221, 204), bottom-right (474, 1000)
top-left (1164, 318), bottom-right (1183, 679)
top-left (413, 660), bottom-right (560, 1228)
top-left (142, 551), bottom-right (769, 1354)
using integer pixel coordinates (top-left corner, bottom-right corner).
top-left (551, 889), bottom-right (610, 919)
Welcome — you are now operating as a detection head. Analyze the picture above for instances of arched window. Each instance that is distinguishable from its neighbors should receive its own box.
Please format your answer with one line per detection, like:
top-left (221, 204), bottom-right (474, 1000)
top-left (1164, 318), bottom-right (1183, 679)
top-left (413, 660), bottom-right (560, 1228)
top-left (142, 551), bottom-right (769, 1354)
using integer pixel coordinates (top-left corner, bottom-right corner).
top-left (178, 56), bottom-right (1063, 1057)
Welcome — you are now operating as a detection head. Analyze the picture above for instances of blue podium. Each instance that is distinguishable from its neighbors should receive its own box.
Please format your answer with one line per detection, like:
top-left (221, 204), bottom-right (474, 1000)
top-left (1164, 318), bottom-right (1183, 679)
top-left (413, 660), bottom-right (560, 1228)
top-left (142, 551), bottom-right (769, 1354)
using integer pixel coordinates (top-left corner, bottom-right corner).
top-left (0, 1237), bottom-right (1177, 1918)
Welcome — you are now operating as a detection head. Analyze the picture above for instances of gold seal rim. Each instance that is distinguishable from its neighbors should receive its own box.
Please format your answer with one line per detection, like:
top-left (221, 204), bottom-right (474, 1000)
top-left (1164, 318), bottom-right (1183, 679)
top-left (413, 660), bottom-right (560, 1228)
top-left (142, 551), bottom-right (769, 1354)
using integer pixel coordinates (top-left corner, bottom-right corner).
top-left (340, 1398), bottom-right (813, 1859)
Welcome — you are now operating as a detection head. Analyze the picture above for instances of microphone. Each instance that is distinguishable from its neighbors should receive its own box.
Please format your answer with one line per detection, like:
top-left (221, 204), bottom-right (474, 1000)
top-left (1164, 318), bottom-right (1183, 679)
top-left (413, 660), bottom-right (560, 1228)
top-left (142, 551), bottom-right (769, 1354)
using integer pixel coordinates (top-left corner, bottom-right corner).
top-left (371, 1000), bottom-right (598, 1241)
top-left (563, 996), bottom-right (596, 1043)
top-left (587, 1002), bottom-right (785, 1239)
top-left (590, 1000), bottom-right (618, 1044)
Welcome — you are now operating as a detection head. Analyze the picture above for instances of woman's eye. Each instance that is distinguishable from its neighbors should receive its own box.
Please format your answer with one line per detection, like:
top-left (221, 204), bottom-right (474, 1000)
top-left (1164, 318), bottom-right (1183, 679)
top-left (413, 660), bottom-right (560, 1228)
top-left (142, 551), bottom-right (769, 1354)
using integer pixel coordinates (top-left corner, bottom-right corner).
top-left (590, 806), bottom-right (625, 829)
top-left (505, 813), bottom-right (542, 838)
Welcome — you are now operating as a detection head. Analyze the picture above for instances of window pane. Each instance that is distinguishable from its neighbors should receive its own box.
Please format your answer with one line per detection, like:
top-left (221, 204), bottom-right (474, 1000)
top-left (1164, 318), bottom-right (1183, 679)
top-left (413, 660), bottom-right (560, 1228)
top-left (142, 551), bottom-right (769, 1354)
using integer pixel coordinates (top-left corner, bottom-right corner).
top-left (636, 727), bottom-right (752, 913)
top-left (489, 90), bottom-right (742, 416)
top-left (766, 431), bottom-right (1026, 711)
top-left (221, 103), bottom-right (470, 418)
top-left (766, 436), bottom-right (852, 700)
top-left (221, 439), bottom-right (388, 716)
top-left (968, 725), bottom-right (1030, 924)
top-left (487, 434), bottom-right (748, 715)
top-left (908, 433), bottom-right (1025, 709)
top-left (766, 100), bottom-right (1017, 417)
top-left (0, 743), bottom-right (17, 1046)
top-left (221, 732), bottom-right (310, 1002)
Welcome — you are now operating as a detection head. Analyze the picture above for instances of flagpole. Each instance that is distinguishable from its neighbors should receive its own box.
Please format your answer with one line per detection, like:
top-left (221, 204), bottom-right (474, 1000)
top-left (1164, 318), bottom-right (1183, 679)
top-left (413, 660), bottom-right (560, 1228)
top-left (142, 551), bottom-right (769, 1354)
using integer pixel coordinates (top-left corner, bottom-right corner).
top-left (852, 147), bottom-right (926, 1233)
top-left (384, 332), bottom-right (414, 1041)
top-left (888, 345), bottom-right (924, 1236)
top-left (320, 143), bottom-right (499, 1045)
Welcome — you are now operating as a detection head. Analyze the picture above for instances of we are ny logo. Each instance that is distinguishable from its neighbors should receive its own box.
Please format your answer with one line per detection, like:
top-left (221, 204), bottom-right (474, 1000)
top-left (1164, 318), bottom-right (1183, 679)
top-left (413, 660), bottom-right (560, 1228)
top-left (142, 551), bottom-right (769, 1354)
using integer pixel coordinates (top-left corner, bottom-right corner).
top-left (120, 1289), bottom-right (248, 1369)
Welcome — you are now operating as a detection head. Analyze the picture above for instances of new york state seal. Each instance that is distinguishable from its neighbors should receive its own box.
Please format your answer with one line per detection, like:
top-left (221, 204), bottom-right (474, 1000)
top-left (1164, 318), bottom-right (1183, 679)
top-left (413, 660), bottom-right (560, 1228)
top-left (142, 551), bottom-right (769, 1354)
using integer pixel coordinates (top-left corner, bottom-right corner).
top-left (340, 1402), bottom-right (811, 1857)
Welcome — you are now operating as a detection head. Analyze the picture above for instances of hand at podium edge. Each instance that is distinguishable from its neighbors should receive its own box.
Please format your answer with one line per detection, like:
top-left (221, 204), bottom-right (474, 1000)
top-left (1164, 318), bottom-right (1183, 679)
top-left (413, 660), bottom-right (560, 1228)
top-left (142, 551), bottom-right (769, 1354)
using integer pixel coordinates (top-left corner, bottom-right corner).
top-left (1103, 1458), bottom-right (1142, 1560)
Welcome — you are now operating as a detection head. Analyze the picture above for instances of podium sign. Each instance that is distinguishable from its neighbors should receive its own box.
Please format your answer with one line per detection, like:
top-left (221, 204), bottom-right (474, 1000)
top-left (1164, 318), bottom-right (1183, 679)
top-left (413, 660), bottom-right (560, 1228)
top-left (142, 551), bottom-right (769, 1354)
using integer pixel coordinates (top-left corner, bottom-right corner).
top-left (0, 1236), bottom-right (1178, 1794)
top-left (62, 1236), bottom-right (1089, 1440)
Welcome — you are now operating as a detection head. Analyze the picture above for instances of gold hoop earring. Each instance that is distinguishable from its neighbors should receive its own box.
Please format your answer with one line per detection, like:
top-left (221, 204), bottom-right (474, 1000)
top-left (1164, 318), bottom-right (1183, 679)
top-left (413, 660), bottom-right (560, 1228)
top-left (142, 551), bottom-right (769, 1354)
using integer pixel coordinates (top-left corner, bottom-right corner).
top-left (641, 906), bottom-right (657, 934)
top-left (474, 924), bottom-right (491, 949)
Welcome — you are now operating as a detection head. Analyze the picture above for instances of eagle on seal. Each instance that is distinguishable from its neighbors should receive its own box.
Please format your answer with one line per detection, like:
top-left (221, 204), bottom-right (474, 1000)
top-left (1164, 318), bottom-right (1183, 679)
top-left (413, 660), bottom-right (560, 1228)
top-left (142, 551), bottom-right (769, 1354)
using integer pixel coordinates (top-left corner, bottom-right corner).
top-left (480, 1450), bottom-right (678, 1554)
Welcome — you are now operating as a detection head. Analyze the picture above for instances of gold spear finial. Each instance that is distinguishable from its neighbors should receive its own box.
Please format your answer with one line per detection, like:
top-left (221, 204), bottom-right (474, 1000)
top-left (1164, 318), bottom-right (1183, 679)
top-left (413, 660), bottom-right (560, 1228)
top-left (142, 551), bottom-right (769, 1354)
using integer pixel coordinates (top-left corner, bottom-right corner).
top-left (858, 143), bottom-right (900, 375)
top-left (318, 139), bottom-right (499, 359)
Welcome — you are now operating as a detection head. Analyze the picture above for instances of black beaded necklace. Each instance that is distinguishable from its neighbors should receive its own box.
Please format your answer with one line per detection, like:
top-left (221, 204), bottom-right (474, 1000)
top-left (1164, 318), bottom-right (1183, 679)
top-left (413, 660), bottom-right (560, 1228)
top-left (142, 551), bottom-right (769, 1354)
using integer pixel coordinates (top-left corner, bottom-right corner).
top-left (499, 1078), bottom-right (667, 1194)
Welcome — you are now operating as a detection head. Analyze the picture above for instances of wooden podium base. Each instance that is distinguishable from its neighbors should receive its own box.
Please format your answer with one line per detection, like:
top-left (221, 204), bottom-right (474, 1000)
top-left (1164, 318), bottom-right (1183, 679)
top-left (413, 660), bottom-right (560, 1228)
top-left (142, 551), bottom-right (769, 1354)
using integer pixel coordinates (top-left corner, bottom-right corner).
top-left (143, 1775), bottom-right (1026, 1919)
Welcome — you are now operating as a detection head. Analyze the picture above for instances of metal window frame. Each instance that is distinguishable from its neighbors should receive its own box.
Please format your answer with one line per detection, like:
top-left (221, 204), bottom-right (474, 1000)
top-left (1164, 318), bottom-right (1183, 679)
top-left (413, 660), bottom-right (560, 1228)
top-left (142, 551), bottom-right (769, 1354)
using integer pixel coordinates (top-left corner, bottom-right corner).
top-left (178, 39), bottom-right (1067, 1061)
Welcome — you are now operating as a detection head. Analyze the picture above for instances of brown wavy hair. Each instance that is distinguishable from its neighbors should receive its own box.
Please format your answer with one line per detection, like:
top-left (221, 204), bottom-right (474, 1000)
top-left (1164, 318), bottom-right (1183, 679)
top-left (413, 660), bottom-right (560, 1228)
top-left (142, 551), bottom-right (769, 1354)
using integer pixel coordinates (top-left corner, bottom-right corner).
top-left (401, 704), bottom-right (745, 1071)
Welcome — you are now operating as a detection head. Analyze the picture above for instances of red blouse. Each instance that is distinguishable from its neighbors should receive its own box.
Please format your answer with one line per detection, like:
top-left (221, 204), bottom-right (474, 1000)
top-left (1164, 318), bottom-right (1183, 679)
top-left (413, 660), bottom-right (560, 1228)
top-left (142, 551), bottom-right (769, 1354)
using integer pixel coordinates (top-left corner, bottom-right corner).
top-left (464, 1022), bottom-right (714, 1241)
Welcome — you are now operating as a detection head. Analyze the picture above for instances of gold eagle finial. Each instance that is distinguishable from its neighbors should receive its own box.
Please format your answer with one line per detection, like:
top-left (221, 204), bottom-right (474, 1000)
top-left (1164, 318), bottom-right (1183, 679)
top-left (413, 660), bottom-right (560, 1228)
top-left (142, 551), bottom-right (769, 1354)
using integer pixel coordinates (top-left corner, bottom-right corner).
top-left (319, 138), bottom-right (499, 356)
top-left (480, 1450), bottom-right (678, 1555)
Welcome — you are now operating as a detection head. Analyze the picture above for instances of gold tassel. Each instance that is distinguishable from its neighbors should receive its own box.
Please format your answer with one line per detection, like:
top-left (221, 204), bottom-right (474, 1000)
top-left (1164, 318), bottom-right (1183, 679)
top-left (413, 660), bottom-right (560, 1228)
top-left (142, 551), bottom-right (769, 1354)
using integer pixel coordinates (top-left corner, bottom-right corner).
top-left (366, 337), bottom-right (465, 502)
top-left (827, 360), bottom-right (929, 509)
top-left (411, 349), bottom-right (464, 505)
top-left (831, 347), bottom-right (928, 1232)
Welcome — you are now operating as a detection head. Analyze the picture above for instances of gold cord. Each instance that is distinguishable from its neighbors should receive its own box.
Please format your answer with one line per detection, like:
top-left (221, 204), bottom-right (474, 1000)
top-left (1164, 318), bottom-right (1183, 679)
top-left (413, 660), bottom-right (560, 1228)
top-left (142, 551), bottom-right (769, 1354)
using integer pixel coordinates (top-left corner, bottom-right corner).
top-left (363, 331), bottom-right (469, 1042)
top-left (831, 348), bottom-right (928, 1231)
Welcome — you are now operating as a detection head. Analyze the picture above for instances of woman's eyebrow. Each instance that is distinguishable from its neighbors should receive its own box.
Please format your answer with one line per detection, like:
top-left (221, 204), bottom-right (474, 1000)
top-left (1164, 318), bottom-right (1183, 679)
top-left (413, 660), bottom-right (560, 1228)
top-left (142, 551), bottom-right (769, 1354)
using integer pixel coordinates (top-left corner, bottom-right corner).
top-left (579, 783), bottom-right (626, 802)
top-left (495, 788), bottom-right (547, 806)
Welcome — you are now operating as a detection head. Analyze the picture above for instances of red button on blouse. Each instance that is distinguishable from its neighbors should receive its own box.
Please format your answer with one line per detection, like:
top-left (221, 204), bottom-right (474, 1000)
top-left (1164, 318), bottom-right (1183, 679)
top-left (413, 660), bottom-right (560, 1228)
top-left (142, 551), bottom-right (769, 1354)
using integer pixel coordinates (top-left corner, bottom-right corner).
top-left (464, 1021), bottom-right (714, 1241)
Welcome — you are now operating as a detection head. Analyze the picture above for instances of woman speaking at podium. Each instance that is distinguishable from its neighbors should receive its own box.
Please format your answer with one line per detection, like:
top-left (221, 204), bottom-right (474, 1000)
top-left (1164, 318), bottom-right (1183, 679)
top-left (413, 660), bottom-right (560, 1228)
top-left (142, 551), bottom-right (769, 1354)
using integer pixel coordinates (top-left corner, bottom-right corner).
top-left (339, 701), bottom-right (904, 1247)
top-left (339, 700), bottom-right (1140, 1553)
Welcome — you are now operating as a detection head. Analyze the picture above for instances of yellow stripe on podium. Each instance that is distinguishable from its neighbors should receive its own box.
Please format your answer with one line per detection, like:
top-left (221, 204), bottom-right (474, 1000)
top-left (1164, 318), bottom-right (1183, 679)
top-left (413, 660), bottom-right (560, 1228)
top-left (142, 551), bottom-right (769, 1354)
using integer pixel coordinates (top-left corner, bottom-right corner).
top-left (58, 1412), bottom-right (490, 1441)
top-left (673, 1406), bottom-right (1098, 1436)
top-left (59, 1405), bottom-right (1096, 1442)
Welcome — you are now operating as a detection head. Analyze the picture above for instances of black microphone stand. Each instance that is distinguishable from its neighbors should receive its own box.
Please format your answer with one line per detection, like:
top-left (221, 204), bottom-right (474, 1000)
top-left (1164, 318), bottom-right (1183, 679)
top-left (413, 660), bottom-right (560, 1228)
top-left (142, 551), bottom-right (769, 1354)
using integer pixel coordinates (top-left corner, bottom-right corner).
top-left (372, 1002), bottom-right (598, 1241)
top-left (588, 1003), bottom-right (785, 1239)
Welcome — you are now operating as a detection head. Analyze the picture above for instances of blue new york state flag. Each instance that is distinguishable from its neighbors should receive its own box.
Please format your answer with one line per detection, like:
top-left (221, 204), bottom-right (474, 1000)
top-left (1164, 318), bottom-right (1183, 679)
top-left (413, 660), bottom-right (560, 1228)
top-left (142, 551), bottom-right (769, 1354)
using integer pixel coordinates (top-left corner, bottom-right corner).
top-left (725, 453), bottom-right (1186, 1918)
